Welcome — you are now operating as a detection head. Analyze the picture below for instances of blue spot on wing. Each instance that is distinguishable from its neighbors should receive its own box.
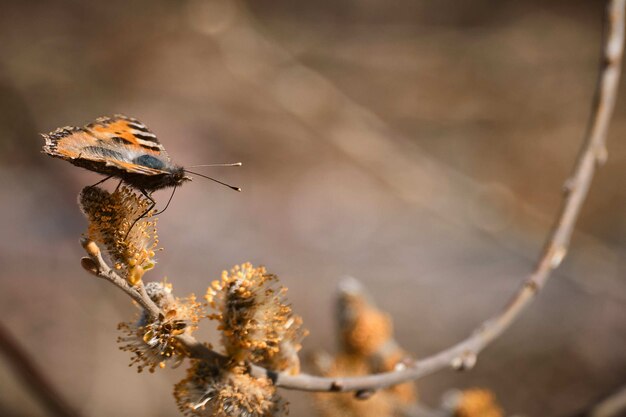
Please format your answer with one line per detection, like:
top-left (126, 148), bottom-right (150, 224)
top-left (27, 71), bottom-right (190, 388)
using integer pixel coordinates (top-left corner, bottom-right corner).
top-left (133, 154), bottom-right (166, 170)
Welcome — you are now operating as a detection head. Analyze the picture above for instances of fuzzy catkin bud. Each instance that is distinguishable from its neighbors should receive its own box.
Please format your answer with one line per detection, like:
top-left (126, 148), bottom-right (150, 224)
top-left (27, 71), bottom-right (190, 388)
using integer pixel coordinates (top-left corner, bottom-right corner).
top-left (454, 389), bottom-right (503, 417)
top-left (117, 282), bottom-right (202, 372)
top-left (206, 263), bottom-right (306, 373)
top-left (174, 360), bottom-right (285, 417)
top-left (78, 186), bottom-right (159, 284)
top-left (313, 278), bottom-right (418, 417)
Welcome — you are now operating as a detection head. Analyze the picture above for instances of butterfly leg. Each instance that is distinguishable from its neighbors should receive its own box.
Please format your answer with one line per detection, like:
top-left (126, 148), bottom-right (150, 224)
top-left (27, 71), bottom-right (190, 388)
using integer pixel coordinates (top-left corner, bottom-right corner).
top-left (88, 175), bottom-right (114, 189)
top-left (124, 189), bottom-right (156, 239)
top-left (125, 187), bottom-right (176, 239)
top-left (114, 179), bottom-right (124, 192)
top-left (139, 189), bottom-right (157, 216)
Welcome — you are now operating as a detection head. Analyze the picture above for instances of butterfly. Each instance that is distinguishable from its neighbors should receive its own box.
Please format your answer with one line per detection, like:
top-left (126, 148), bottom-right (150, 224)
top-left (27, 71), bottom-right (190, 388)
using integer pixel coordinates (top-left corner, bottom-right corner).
top-left (42, 114), bottom-right (240, 223)
top-left (42, 113), bottom-right (241, 188)
top-left (42, 114), bottom-right (192, 193)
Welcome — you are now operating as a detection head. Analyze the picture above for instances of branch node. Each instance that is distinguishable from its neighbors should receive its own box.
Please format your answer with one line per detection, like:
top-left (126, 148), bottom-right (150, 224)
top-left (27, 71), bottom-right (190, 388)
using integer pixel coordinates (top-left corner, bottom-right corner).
top-left (595, 144), bottom-right (609, 165)
top-left (523, 279), bottom-right (540, 295)
top-left (354, 389), bottom-right (376, 400)
top-left (549, 246), bottom-right (567, 269)
top-left (80, 257), bottom-right (98, 275)
top-left (562, 178), bottom-right (576, 194)
top-left (451, 351), bottom-right (477, 371)
top-left (394, 360), bottom-right (410, 371)
top-left (330, 381), bottom-right (343, 392)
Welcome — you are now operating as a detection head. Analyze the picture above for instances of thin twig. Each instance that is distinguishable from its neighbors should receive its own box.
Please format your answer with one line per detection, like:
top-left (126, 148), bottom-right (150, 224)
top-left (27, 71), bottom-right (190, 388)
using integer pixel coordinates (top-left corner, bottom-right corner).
top-left (0, 321), bottom-right (82, 417)
top-left (80, 240), bottom-right (226, 364)
top-left (589, 385), bottom-right (626, 417)
top-left (81, 0), bottom-right (625, 395)
top-left (80, 238), bottom-right (161, 320)
top-left (564, 385), bottom-right (626, 417)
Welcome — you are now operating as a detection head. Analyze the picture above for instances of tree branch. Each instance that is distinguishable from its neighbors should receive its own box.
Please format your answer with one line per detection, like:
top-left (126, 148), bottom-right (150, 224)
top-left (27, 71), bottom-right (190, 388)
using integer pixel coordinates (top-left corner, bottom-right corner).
top-left (566, 385), bottom-right (626, 417)
top-left (588, 385), bottom-right (626, 417)
top-left (0, 321), bottom-right (82, 417)
top-left (247, 0), bottom-right (626, 392)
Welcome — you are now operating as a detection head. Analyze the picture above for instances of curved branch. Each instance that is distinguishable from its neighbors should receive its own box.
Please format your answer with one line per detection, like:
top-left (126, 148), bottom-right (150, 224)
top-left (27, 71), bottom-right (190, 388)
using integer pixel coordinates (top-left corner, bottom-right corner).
top-left (588, 385), bottom-right (626, 417)
top-left (246, 0), bottom-right (626, 392)
top-left (79, 0), bottom-right (625, 395)
top-left (0, 321), bottom-right (82, 417)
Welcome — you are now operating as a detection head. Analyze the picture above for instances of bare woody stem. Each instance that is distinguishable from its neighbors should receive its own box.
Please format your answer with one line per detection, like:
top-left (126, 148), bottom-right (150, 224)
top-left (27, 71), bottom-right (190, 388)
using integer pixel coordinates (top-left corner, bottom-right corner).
top-left (247, 0), bottom-right (626, 392)
top-left (80, 238), bottom-right (161, 321)
top-left (80, 240), bottom-right (226, 365)
top-left (80, 0), bottom-right (625, 395)
top-left (0, 321), bottom-right (83, 417)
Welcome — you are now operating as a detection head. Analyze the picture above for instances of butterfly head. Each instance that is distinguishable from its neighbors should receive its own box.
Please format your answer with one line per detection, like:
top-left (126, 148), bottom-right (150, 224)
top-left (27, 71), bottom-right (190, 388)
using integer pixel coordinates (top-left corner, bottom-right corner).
top-left (172, 166), bottom-right (192, 185)
top-left (146, 165), bottom-right (191, 191)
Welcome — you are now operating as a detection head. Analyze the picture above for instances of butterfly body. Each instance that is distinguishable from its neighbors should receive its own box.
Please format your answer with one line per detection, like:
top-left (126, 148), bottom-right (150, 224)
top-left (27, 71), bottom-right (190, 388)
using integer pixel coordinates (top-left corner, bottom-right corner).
top-left (42, 115), bottom-right (190, 191)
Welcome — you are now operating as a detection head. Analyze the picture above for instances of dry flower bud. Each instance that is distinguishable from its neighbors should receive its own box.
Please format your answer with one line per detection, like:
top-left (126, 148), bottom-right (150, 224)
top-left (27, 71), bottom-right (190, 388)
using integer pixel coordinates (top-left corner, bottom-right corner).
top-left (78, 186), bottom-right (159, 284)
top-left (337, 277), bottom-right (393, 357)
top-left (118, 281), bottom-right (202, 372)
top-left (174, 360), bottom-right (285, 417)
top-left (206, 263), bottom-right (306, 372)
top-left (80, 257), bottom-right (98, 275)
top-left (81, 238), bottom-right (101, 258)
top-left (313, 278), bottom-right (418, 416)
top-left (453, 389), bottom-right (503, 417)
top-left (127, 265), bottom-right (145, 286)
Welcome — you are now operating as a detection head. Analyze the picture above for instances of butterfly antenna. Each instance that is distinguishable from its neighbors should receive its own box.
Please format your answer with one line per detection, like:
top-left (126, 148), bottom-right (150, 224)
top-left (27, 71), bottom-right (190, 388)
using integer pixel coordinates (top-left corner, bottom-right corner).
top-left (184, 170), bottom-right (241, 192)
top-left (187, 162), bottom-right (242, 168)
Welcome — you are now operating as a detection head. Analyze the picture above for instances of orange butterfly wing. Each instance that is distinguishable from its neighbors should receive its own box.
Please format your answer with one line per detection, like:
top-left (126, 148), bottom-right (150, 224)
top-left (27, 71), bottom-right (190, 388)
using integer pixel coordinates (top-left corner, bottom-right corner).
top-left (42, 115), bottom-right (172, 176)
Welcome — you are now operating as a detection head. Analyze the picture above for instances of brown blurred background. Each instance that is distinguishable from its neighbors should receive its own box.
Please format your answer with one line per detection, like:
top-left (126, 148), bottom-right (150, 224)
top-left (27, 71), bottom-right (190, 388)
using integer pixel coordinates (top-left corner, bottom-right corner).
top-left (0, 0), bottom-right (625, 416)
